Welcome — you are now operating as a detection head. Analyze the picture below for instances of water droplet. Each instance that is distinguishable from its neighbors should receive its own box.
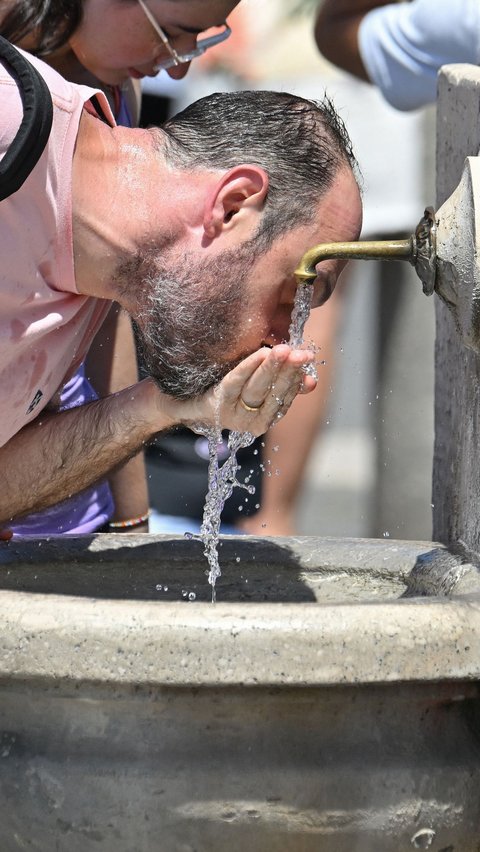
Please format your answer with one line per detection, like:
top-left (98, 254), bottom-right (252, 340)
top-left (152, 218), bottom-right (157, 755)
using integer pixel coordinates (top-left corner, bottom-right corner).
top-left (411, 828), bottom-right (435, 849)
top-left (155, 584), bottom-right (163, 591)
top-left (188, 592), bottom-right (196, 602)
top-left (383, 531), bottom-right (390, 538)
top-left (235, 557), bottom-right (241, 563)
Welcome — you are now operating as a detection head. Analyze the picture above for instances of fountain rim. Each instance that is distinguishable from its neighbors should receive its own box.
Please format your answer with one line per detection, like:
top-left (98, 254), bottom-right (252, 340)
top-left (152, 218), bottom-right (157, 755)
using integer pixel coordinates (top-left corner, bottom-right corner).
top-left (0, 584), bottom-right (479, 687)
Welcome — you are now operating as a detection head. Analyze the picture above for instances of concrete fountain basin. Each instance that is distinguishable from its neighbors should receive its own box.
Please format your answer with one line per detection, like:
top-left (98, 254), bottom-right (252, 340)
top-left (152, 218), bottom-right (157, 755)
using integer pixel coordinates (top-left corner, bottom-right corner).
top-left (0, 533), bottom-right (479, 851)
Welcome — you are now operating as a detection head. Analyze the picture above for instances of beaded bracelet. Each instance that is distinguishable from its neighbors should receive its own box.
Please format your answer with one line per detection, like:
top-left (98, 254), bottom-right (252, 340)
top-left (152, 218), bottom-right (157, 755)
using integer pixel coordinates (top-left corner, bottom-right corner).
top-left (108, 510), bottom-right (150, 530)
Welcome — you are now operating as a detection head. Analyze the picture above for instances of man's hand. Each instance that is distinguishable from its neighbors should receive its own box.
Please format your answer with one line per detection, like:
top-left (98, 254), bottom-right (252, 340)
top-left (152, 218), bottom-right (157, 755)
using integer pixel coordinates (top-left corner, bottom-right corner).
top-left (166, 344), bottom-right (317, 436)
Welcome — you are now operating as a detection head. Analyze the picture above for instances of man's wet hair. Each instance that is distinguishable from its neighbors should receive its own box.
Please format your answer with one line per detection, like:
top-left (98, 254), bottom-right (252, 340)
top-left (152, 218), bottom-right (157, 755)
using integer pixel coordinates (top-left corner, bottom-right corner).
top-left (162, 89), bottom-right (359, 249)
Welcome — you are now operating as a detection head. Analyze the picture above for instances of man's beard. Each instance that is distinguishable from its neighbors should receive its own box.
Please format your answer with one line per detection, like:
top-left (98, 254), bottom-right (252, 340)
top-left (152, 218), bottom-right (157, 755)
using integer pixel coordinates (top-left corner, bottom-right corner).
top-left (131, 246), bottom-right (252, 399)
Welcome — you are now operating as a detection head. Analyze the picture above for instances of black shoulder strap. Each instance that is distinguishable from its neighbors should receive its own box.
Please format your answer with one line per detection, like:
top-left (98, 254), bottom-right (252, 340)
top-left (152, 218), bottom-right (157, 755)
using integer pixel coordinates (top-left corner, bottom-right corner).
top-left (0, 35), bottom-right (53, 202)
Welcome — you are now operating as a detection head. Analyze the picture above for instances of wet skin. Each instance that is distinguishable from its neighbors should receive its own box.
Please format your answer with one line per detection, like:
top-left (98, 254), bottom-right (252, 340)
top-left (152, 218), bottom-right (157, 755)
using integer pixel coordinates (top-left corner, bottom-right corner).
top-left (228, 165), bottom-right (363, 364)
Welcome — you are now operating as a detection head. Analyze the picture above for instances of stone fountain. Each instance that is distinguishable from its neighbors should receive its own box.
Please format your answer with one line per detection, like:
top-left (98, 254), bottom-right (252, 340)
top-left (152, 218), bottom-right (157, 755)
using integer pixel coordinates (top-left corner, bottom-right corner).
top-left (1, 65), bottom-right (480, 851)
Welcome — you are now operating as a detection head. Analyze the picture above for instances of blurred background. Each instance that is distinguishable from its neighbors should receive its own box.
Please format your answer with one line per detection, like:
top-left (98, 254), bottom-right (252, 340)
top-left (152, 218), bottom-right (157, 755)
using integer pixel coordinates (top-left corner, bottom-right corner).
top-left (141, 0), bottom-right (436, 541)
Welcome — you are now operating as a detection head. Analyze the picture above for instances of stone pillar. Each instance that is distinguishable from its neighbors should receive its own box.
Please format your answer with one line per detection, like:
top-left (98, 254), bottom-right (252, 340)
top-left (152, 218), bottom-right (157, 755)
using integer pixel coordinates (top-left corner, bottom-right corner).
top-left (433, 65), bottom-right (480, 557)
top-left (372, 256), bottom-right (435, 541)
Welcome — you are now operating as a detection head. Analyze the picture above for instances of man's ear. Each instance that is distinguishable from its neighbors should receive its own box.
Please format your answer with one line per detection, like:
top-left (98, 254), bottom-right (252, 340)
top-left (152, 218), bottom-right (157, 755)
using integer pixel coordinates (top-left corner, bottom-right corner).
top-left (203, 165), bottom-right (269, 240)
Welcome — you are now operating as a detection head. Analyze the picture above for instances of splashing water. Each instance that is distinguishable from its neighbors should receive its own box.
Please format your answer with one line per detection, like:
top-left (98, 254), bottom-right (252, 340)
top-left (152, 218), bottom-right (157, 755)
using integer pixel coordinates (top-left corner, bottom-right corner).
top-left (288, 281), bottom-right (318, 380)
top-left (194, 427), bottom-right (256, 600)
top-left (196, 283), bottom-right (317, 599)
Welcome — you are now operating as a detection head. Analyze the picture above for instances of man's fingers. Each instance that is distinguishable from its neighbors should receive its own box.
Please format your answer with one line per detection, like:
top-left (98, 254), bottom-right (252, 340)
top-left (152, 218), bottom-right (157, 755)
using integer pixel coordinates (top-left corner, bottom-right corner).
top-left (261, 348), bottom-right (315, 409)
top-left (220, 346), bottom-right (277, 403)
top-left (236, 346), bottom-right (315, 424)
top-left (237, 345), bottom-right (291, 407)
top-left (174, 344), bottom-right (316, 437)
top-left (206, 344), bottom-right (316, 436)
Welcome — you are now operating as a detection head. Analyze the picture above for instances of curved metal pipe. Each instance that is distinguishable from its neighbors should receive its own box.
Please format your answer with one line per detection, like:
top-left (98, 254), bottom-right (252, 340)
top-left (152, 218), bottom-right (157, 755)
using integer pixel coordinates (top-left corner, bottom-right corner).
top-left (294, 208), bottom-right (437, 296)
top-left (294, 238), bottom-right (415, 285)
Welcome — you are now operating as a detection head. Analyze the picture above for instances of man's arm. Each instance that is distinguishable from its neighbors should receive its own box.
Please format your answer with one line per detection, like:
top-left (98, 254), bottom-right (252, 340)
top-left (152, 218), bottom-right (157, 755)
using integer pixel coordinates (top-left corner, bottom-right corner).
top-left (314, 0), bottom-right (391, 79)
top-left (0, 382), bottom-right (158, 526)
top-left (0, 345), bottom-right (316, 527)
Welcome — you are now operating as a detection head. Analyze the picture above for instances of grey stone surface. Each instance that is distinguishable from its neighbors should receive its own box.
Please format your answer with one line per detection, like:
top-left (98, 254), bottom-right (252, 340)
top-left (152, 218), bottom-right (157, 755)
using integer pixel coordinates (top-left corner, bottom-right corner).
top-left (0, 533), bottom-right (479, 850)
top-left (433, 65), bottom-right (480, 558)
top-left (0, 533), bottom-right (479, 687)
top-left (1, 678), bottom-right (479, 852)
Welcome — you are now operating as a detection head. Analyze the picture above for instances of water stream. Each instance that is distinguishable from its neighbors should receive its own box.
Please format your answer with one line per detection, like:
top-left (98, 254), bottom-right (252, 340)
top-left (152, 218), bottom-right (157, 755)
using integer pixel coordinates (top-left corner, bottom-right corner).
top-left (195, 283), bottom-right (317, 599)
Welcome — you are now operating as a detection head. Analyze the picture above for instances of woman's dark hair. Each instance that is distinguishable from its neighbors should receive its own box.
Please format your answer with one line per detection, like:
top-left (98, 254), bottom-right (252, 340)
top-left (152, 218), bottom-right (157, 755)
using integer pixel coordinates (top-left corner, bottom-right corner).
top-left (0, 1), bottom-right (83, 55)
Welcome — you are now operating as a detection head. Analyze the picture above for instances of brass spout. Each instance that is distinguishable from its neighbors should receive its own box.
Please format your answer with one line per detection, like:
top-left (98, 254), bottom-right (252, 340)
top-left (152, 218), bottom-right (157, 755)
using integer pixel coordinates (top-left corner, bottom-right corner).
top-left (294, 207), bottom-right (437, 296)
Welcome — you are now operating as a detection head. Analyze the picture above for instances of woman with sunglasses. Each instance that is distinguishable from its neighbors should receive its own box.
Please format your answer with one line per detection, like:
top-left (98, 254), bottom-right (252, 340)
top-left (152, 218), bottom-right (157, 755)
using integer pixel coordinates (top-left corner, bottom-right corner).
top-left (0, 0), bottom-right (237, 537)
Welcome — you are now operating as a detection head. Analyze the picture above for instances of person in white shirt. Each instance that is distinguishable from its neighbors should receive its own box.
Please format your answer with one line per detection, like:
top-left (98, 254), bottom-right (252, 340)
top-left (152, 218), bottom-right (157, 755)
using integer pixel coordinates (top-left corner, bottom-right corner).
top-left (315, 0), bottom-right (480, 111)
